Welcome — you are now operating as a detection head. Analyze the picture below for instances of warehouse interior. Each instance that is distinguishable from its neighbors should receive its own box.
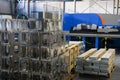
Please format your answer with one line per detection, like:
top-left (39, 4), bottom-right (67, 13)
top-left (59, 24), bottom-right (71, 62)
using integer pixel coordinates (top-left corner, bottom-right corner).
top-left (0, 0), bottom-right (120, 80)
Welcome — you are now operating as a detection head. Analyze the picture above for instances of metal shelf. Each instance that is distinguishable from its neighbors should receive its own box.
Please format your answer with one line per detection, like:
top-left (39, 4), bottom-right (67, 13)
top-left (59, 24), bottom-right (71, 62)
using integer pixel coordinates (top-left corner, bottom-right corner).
top-left (63, 31), bottom-right (120, 38)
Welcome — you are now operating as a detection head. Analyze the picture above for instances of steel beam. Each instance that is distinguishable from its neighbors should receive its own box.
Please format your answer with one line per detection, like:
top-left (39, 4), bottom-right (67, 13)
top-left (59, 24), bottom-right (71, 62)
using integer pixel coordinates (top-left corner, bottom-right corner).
top-left (63, 31), bottom-right (120, 38)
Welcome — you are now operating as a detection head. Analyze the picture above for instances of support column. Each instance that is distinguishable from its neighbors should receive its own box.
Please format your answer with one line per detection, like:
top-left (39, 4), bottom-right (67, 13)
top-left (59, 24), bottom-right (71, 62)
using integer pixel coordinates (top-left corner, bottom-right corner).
top-left (82, 37), bottom-right (86, 51)
top-left (63, 1), bottom-right (65, 13)
top-left (74, 0), bottom-right (76, 13)
top-left (95, 37), bottom-right (99, 49)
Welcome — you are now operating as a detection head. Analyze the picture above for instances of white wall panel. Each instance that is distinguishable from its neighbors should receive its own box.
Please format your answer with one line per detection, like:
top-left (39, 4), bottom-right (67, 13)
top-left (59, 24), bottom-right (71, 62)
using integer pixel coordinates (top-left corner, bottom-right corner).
top-left (19, 0), bottom-right (114, 15)
top-left (89, 0), bottom-right (113, 14)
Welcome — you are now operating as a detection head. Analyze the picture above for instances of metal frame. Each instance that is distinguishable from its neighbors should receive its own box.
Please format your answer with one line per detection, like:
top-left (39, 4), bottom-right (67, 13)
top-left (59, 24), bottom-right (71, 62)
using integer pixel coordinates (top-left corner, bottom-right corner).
top-left (63, 31), bottom-right (120, 38)
top-left (63, 31), bottom-right (120, 49)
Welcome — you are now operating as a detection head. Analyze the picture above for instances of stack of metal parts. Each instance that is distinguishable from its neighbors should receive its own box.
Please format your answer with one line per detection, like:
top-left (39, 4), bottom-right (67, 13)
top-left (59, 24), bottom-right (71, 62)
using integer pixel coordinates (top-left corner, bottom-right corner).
top-left (40, 31), bottom-right (64, 80)
top-left (20, 19), bottom-right (64, 80)
top-left (76, 48), bottom-right (115, 77)
top-left (0, 18), bottom-right (85, 80)
top-left (20, 30), bottom-right (41, 80)
top-left (0, 19), bottom-right (28, 80)
top-left (0, 5), bottom-right (85, 80)
top-left (86, 49), bottom-right (106, 74)
top-left (0, 19), bottom-right (42, 80)
top-left (99, 49), bottom-right (115, 76)
top-left (0, 4), bottom-right (64, 80)
top-left (76, 48), bottom-right (97, 73)
top-left (19, 19), bottom-right (63, 80)
top-left (40, 6), bottom-right (65, 79)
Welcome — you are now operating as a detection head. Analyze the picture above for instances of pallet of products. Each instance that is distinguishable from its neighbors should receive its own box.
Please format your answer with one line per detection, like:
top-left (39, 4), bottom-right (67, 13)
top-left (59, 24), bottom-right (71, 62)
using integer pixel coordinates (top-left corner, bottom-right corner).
top-left (76, 48), bottom-right (115, 77)
top-left (99, 49), bottom-right (115, 77)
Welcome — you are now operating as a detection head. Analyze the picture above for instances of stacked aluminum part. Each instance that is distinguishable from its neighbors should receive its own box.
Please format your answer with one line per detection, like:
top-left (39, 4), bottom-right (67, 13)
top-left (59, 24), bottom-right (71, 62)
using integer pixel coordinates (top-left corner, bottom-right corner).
top-left (0, 19), bottom-right (84, 80)
top-left (0, 19), bottom-right (21, 80)
top-left (76, 48), bottom-right (97, 73)
top-left (0, 11), bottom-right (64, 80)
top-left (0, 19), bottom-right (42, 80)
top-left (0, 19), bottom-right (19, 80)
top-left (99, 49), bottom-right (115, 76)
top-left (0, 5), bottom-right (85, 80)
top-left (40, 30), bottom-right (64, 80)
top-left (40, 5), bottom-right (65, 80)
top-left (76, 48), bottom-right (116, 77)
top-left (85, 49), bottom-right (106, 74)
top-left (0, 4), bottom-right (64, 80)
top-left (20, 20), bottom-right (42, 80)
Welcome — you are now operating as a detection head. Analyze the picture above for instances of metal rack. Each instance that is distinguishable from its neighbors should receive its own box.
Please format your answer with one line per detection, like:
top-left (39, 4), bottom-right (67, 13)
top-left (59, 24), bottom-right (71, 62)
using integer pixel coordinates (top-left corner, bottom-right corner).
top-left (63, 31), bottom-right (120, 38)
top-left (63, 31), bottom-right (120, 50)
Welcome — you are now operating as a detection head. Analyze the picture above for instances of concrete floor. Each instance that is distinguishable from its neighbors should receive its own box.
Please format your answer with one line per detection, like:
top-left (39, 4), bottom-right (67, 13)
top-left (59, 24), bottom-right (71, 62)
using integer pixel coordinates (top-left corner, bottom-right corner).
top-left (75, 54), bottom-right (120, 80)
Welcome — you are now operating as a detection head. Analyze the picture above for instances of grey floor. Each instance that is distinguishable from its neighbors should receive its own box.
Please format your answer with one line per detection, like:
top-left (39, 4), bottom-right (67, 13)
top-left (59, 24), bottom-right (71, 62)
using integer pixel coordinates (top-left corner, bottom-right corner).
top-left (75, 54), bottom-right (120, 80)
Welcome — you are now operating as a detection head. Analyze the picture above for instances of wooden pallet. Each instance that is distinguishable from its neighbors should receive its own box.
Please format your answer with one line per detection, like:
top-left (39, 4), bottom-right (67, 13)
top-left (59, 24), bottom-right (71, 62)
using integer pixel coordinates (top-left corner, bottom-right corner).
top-left (60, 44), bottom-right (80, 74)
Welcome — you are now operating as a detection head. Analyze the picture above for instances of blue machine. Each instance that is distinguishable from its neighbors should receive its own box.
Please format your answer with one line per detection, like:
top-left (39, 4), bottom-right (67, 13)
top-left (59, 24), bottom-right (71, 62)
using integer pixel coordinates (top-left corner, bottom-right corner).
top-left (63, 13), bottom-right (103, 31)
top-left (63, 13), bottom-right (120, 50)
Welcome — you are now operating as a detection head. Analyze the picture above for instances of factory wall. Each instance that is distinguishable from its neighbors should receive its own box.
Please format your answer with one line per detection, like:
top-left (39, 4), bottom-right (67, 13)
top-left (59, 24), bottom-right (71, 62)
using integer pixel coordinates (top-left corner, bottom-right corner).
top-left (18, 0), bottom-right (114, 17)
top-left (65, 0), bottom-right (113, 14)
top-left (65, 0), bottom-right (90, 13)
top-left (18, 1), bottom-right (63, 17)
top-left (89, 0), bottom-right (113, 14)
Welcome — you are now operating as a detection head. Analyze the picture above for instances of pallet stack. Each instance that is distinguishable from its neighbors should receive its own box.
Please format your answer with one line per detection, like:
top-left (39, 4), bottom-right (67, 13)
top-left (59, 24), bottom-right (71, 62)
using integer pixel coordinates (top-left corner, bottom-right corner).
top-left (76, 48), bottom-right (115, 77)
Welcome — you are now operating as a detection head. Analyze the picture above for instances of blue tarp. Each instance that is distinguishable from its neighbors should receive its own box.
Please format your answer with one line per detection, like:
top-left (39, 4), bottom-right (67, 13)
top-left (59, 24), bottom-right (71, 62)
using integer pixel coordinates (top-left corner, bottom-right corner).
top-left (63, 13), bottom-right (103, 31)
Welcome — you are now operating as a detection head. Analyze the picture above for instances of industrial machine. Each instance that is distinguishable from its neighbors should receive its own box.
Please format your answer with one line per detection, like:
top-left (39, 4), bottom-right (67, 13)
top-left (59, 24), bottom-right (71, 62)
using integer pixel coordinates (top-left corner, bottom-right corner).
top-left (63, 13), bottom-right (120, 49)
